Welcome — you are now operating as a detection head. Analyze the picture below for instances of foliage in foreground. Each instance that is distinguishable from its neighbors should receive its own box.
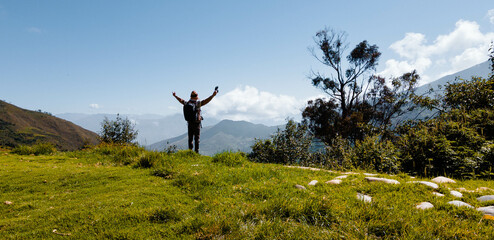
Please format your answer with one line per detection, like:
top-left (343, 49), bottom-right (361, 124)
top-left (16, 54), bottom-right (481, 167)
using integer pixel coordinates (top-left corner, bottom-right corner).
top-left (252, 74), bottom-right (494, 179)
top-left (11, 142), bottom-right (57, 156)
top-left (2, 146), bottom-right (494, 239)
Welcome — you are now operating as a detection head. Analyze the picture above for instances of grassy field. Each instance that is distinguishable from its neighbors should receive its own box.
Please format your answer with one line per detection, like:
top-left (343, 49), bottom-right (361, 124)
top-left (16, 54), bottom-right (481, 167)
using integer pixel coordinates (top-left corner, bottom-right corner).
top-left (1, 146), bottom-right (494, 239)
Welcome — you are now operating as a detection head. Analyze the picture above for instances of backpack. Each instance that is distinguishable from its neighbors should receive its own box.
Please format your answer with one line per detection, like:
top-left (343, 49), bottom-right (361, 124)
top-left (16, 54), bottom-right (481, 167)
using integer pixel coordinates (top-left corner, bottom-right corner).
top-left (183, 100), bottom-right (201, 122)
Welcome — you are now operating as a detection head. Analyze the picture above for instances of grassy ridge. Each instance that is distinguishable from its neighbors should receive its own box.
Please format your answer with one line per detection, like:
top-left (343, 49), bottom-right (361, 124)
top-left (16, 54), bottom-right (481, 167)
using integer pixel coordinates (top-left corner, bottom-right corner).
top-left (1, 147), bottom-right (494, 239)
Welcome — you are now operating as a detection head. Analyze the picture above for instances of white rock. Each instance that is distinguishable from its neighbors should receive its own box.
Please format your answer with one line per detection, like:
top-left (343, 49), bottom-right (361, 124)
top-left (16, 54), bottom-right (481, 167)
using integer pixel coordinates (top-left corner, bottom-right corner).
top-left (432, 192), bottom-right (445, 197)
top-left (476, 187), bottom-right (494, 192)
top-left (431, 176), bottom-right (456, 184)
top-left (363, 173), bottom-right (378, 176)
top-left (325, 179), bottom-right (342, 185)
top-left (450, 190), bottom-right (463, 198)
top-left (477, 195), bottom-right (494, 202)
top-left (408, 181), bottom-right (439, 189)
top-left (4, 201), bottom-right (12, 205)
top-left (295, 184), bottom-right (306, 190)
top-left (416, 202), bottom-right (434, 210)
top-left (477, 206), bottom-right (494, 216)
top-left (357, 193), bottom-right (372, 203)
top-left (335, 175), bottom-right (348, 179)
top-left (447, 200), bottom-right (473, 208)
top-left (365, 177), bottom-right (400, 185)
top-left (308, 180), bottom-right (318, 186)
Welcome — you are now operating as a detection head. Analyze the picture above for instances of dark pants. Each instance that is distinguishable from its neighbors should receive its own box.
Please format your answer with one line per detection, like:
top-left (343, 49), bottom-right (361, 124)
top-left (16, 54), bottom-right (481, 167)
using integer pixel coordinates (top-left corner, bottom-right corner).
top-left (187, 121), bottom-right (201, 153)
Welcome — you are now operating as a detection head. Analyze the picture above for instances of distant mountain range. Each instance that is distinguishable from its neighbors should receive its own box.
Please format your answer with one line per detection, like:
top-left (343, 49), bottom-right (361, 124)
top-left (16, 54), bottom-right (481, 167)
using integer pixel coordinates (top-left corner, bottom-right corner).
top-left (416, 61), bottom-right (491, 94)
top-left (0, 100), bottom-right (99, 150)
top-left (148, 120), bottom-right (280, 156)
top-left (398, 61), bottom-right (492, 121)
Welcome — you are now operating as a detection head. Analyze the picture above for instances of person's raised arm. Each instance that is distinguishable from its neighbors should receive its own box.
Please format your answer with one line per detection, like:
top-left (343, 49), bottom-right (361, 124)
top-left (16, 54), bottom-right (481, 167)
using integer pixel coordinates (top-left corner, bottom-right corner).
top-left (172, 92), bottom-right (186, 105)
top-left (200, 89), bottom-right (218, 106)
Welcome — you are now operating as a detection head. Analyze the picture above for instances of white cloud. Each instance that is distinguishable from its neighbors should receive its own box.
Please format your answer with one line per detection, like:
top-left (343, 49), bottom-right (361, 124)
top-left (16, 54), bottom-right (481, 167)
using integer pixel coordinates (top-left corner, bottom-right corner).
top-left (488, 9), bottom-right (494, 25)
top-left (206, 85), bottom-right (307, 124)
top-left (380, 19), bottom-right (494, 85)
top-left (89, 103), bottom-right (100, 109)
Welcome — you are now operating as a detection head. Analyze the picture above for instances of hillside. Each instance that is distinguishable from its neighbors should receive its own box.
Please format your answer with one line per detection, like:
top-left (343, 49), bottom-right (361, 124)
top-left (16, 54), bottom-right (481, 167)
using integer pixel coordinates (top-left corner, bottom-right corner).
top-left (1, 148), bottom-right (494, 239)
top-left (395, 61), bottom-right (492, 122)
top-left (416, 60), bottom-right (492, 95)
top-left (0, 100), bottom-right (99, 150)
top-left (148, 119), bottom-right (280, 155)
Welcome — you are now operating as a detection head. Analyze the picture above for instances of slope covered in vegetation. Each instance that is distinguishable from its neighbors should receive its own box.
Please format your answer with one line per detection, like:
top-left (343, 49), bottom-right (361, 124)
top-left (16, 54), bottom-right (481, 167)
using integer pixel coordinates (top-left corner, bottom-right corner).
top-left (0, 100), bottom-right (99, 150)
top-left (1, 146), bottom-right (494, 239)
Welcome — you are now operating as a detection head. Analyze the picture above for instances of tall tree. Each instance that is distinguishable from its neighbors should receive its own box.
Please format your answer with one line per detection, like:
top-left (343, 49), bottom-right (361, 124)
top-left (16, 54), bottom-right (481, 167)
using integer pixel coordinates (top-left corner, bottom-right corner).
top-left (309, 28), bottom-right (381, 120)
top-left (304, 28), bottom-right (419, 144)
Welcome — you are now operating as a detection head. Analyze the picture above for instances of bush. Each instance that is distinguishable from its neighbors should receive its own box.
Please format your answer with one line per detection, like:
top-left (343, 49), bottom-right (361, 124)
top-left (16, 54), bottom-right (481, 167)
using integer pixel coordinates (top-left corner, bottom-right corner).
top-left (134, 151), bottom-right (164, 168)
top-left (350, 135), bottom-right (400, 173)
top-left (12, 142), bottom-right (56, 156)
top-left (99, 114), bottom-right (138, 144)
top-left (478, 142), bottom-right (494, 178)
top-left (307, 136), bottom-right (353, 170)
top-left (398, 115), bottom-right (486, 178)
top-left (11, 145), bottom-right (32, 155)
top-left (249, 139), bottom-right (276, 163)
top-left (212, 151), bottom-right (247, 167)
top-left (250, 120), bottom-right (312, 165)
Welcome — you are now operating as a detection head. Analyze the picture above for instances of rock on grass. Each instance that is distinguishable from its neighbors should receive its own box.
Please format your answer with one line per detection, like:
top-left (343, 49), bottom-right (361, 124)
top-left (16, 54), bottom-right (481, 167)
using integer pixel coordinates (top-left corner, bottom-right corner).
top-left (416, 202), bottom-right (434, 210)
top-left (431, 176), bottom-right (456, 184)
top-left (365, 177), bottom-right (400, 185)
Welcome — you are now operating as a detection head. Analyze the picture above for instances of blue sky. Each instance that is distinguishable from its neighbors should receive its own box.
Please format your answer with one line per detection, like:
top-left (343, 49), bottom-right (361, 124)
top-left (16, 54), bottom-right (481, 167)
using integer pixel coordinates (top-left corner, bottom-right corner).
top-left (1, 1), bottom-right (494, 125)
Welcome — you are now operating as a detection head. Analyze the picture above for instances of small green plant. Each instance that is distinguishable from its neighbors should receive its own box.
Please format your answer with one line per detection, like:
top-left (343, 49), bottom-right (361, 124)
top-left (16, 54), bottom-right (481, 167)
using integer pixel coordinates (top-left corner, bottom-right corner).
top-left (152, 167), bottom-right (174, 179)
top-left (11, 145), bottom-right (32, 155)
top-left (92, 143), bottom-right (145, 165)
top-left (149, 207), bottom-right (182, 223)
top-left (212, 151), bottom-right (247, 167)
top-left (134, 151), bottom-right (163, 168)
top-left (164, 142), bottom-right (178, 154)
top-left (11, 142), bottom-right (56, 156)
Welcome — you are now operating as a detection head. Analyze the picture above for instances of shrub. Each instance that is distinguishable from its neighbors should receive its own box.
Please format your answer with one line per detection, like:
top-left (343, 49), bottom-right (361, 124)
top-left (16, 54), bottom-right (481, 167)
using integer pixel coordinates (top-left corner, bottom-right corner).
top-left (250, 120), bottom-right (312, 165)
top-left (212, 151), bottom-right (246, 167)
top-left (307, 136), bottom-right (353, 170)
top-left (134, 151), bottom-right (163, 168)
top-left (99, 114), bottom-right (138, 144)
top-left (32, 142), bottom-right (57, 155)
top-left (11, 145), bottom-right (32, 155)
top-left (398, 115), bottom-right (486, 178)
top-left (250, 139), bottom-right (276, 163)
top-left (149, 207), bottom-right (181, 223)
top-left (12, 142), bottom-right (56, 156)
top-left (478, 142), bottom-right (494, 178)
top-left (350, 136), bottom-right (400, 173)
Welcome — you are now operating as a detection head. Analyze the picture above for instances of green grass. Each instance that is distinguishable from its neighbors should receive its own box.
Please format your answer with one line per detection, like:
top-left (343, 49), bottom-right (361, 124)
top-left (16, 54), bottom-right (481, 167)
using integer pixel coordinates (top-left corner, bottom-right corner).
top-left (1, 147), bottom-right (494, 239)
